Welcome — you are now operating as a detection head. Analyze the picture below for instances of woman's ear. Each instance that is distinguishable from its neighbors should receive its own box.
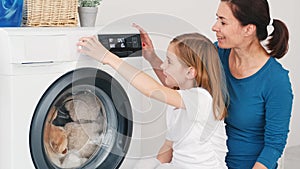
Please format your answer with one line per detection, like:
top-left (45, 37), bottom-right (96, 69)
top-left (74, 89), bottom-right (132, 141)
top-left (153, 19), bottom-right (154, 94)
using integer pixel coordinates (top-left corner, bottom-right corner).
top-left (186, 67), bottom-right (197, 79)
top-left (243, 24), bottom-right (256, 36)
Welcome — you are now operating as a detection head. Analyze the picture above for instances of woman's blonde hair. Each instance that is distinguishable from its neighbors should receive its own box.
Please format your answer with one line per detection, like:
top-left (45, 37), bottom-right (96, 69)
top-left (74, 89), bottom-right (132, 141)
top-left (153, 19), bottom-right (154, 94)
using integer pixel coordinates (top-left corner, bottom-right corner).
top-left (170, 33), bottom-right (229, 120)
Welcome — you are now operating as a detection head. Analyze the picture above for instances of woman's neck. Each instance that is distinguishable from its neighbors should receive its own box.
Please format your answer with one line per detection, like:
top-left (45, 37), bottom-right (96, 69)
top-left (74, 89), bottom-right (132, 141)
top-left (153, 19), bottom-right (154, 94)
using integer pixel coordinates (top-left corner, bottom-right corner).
top-left (229, 41), bottom-right (270, 79)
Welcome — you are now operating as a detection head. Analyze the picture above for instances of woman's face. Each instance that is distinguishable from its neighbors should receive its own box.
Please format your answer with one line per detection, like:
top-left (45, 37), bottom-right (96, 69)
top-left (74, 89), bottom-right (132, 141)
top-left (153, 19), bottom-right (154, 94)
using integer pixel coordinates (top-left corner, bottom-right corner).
top-left (160, 44), bottom-right (189, 88)
top-left (211, 2), bottom-right (245, 49)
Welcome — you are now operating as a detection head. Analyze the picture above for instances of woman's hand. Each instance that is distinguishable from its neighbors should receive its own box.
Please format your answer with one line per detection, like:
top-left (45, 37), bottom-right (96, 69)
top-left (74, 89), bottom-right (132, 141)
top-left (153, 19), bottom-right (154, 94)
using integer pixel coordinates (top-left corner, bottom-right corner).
top-left (252, 162), bottom-right (268, 169)
top-left (132, 23), bottom-right (169, 86)
top-left (132, 23), bottom-right (157, 62)
top-left (77, 36), bottom-right (110, 64)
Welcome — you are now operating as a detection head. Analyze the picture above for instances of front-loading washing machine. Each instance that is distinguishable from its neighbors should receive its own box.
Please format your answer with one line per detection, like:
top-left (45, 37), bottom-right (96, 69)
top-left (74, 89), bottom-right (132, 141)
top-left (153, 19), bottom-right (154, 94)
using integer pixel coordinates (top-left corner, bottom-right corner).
top-left (0, 27), bottom-right (165, 169)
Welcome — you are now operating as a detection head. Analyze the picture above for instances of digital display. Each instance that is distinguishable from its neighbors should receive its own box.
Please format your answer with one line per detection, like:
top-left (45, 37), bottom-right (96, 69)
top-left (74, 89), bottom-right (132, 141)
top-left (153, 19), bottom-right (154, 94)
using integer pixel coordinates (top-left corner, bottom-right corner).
top-left (98, 34), bottom-right (142, 57)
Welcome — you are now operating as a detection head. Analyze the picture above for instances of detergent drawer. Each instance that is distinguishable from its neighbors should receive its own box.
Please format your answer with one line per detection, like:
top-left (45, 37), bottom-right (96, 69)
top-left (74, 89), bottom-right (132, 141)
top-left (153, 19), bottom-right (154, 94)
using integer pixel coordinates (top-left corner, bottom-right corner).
top-left (9, 34), bottom-right (70, 64)
top-left (4, 27), bottom-right (98, 64)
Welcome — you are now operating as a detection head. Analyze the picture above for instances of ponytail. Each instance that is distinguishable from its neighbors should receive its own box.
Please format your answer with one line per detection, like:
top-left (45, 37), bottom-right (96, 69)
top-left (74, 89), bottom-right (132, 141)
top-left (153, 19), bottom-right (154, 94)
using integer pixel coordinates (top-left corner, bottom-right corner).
top-left (267, 19), bottom-right (289, 59)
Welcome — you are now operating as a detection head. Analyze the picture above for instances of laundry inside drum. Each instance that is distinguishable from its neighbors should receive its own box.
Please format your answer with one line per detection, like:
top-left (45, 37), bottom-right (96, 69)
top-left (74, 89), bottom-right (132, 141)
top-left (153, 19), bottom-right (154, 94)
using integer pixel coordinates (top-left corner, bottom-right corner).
top-left (43, 89), bottom-right (107, 168)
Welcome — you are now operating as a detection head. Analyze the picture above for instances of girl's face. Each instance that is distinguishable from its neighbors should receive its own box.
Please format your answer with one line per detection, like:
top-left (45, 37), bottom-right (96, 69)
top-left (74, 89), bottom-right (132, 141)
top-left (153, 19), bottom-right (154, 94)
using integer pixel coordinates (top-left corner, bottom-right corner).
top-left (160, 44), bottom-right (189, 89)
top-left (211, 2), bottom-right (245, 49)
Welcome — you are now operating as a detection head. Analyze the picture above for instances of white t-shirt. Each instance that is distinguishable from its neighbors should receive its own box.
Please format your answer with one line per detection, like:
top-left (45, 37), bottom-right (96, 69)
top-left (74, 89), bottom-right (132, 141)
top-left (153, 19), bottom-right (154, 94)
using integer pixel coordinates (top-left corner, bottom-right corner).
top-left (166, 88), bottom-right (227, 169)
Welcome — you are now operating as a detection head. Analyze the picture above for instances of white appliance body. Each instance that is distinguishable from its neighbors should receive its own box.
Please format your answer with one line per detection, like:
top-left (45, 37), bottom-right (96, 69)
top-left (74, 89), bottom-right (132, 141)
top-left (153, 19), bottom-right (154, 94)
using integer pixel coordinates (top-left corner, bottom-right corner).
top-left (0, 27), bottom-right (160, 169)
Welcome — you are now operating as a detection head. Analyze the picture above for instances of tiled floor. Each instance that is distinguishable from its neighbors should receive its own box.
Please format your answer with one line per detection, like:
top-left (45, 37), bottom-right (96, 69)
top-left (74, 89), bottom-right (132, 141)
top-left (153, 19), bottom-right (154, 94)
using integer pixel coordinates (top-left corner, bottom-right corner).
top-left (282, 145), bottom-right (300, 169)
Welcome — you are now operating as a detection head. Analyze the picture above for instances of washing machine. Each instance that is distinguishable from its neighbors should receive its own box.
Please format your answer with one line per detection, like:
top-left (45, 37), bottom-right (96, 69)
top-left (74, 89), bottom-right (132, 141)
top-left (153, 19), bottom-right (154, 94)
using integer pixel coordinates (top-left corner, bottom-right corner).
top-left (0, 27), bottom-right (166, 169)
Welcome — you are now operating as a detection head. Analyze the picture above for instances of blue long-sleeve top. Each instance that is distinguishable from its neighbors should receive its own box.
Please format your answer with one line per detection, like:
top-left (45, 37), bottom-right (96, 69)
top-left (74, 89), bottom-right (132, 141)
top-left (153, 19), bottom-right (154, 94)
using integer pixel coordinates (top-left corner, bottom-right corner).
top-left (215, 43), bottom-right (293, 169)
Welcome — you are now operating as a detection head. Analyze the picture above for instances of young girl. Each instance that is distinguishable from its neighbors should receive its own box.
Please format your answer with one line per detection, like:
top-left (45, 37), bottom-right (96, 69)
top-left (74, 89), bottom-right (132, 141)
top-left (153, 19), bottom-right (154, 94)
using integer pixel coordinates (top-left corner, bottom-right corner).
top-left (77, 33), bottom-right (229, 169)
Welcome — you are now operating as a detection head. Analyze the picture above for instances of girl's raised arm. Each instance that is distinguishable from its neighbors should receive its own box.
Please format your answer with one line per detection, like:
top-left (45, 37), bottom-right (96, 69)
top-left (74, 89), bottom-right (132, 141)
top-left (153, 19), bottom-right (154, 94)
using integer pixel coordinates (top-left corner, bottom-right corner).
top-left (77, 36), bottom-right (184, 109)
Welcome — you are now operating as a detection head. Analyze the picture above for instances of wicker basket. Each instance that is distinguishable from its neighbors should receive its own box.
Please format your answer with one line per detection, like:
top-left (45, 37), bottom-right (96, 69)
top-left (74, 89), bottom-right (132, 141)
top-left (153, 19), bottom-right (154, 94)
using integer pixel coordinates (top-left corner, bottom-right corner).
top-left (23, 0), bottom-right (78, 27)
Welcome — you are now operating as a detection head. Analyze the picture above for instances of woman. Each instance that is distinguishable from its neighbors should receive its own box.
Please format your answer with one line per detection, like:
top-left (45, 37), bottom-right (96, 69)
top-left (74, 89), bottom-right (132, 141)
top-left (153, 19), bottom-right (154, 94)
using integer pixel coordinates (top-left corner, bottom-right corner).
top-left (133, 0), bottom-right (293, 168)
top-left (212, 0), bottom-right (293, 168)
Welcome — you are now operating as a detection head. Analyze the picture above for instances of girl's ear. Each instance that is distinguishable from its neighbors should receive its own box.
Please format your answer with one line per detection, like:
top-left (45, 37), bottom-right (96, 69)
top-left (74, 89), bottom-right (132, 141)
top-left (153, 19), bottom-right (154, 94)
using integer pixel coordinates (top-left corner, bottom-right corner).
top-left (186, 67), bottom-right (197, 79)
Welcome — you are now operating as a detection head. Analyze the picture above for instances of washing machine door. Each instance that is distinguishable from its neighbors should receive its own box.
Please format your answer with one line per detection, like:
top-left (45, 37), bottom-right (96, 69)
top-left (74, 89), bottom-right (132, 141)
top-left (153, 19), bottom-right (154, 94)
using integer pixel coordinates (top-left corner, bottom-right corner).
top-left (30, 68), bottom-right (133, 169)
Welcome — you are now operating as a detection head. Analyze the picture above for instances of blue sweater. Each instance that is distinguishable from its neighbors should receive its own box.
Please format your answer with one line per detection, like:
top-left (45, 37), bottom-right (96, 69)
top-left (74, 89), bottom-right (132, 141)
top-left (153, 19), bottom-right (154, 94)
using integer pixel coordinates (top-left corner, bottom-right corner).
top-left (215, 43), bottom-right (293, 169)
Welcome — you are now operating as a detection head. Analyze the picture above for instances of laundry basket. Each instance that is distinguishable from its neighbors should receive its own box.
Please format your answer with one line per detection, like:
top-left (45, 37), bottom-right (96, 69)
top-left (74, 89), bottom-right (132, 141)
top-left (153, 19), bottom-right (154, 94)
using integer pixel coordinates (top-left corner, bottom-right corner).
top-left (23, 0), bottom-right (78, 27)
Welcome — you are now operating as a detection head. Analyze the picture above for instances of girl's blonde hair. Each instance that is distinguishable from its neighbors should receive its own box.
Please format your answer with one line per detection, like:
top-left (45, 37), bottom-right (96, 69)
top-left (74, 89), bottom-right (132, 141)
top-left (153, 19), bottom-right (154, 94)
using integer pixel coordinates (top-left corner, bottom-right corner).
top-left (170, 33), bottom-right (229, 120)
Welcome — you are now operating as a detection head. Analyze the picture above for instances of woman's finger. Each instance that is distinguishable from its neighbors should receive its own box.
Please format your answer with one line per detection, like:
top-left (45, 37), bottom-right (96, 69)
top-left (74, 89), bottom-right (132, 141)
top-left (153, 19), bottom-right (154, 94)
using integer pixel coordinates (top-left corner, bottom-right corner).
top-left (132, 23), bottom-right (146, 34)
top-left (132, 23), bottom-right (151, 39)
top-left (132, 23), bottom-right (154, 48)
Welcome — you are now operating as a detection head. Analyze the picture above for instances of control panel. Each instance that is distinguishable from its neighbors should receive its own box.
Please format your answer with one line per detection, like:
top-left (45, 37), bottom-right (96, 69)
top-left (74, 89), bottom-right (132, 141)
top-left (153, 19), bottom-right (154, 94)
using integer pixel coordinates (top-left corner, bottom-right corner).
top-left (98, 34), bottom-right (142, 58)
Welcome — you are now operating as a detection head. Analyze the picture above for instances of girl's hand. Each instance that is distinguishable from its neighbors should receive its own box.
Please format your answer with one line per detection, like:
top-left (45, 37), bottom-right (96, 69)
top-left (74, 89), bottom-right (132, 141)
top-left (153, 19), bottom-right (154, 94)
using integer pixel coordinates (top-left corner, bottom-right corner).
top-left (132, 23), bottom-right (156, 62)
top-left (77, 36), bottom-right (110, 64)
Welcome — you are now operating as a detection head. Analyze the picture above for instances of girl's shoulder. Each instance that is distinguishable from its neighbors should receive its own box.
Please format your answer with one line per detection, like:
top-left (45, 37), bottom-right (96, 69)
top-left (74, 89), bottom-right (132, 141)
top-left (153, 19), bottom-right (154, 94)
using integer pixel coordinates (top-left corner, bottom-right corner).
top-left (178, 88), bottom-right (213, 122)
top-left (178, 87), bottom-right (212, 105)
top-left (179, 87), bottom-right (211, 97)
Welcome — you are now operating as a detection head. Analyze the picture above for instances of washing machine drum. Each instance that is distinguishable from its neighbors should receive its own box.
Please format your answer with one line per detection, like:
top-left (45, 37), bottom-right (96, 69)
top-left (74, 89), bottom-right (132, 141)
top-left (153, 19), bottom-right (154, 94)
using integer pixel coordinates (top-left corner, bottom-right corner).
top-left (30, 68), bottom-right (133, 169)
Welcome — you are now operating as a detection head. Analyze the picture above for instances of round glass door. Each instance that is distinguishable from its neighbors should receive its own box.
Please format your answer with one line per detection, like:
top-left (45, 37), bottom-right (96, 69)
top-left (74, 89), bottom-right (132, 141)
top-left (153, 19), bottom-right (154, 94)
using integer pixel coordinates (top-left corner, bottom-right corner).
top-left (30, 68), bottom-right (132, 169)
top-left (44, 85), bottom-right (117, 168)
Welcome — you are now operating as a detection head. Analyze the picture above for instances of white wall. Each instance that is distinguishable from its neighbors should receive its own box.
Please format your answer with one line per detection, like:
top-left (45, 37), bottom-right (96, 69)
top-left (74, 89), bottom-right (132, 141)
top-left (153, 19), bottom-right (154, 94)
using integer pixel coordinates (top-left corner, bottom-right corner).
top-left (96, 0), bottom-right (300, 148)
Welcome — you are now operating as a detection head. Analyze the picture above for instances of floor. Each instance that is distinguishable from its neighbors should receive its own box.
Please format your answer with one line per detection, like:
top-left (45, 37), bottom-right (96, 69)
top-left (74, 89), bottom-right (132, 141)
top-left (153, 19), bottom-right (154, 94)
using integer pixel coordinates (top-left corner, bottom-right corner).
top-left (281, 145), bottom-right (300, 169)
